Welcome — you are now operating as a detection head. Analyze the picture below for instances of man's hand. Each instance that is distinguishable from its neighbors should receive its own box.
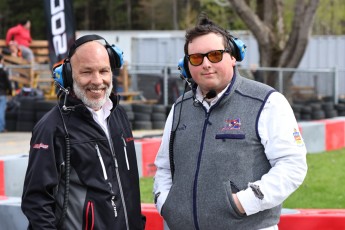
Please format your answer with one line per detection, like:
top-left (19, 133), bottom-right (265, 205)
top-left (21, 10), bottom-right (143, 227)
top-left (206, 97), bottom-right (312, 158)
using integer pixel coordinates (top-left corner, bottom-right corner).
top-left (232, 193), bottom-right (245, 214)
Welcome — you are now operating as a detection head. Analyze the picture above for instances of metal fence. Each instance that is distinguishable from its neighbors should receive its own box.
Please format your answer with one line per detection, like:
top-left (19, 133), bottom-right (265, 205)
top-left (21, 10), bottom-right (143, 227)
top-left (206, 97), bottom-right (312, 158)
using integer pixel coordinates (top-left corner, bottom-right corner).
top-left (128, 64), bottom-right (345, 106)
top-left (5, 63), bottom-right (345, 106)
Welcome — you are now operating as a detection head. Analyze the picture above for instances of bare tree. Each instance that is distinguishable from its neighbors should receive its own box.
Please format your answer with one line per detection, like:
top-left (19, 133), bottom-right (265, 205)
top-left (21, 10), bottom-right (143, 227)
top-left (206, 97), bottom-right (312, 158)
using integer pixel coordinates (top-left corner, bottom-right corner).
top-left (228, 0), bottom-right (320, 97)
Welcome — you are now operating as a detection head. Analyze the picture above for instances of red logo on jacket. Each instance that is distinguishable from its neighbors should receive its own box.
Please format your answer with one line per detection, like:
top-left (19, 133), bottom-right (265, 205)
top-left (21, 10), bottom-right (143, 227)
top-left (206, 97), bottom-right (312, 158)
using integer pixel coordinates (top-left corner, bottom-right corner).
top-left (33, 143), bottom-right (49, 149)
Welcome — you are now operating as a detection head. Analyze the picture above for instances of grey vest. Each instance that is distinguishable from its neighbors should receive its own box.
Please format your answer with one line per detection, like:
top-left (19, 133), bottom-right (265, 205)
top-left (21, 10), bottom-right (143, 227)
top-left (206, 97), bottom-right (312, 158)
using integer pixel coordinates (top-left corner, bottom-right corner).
top-left (163, 75), bottom-right (280, 230)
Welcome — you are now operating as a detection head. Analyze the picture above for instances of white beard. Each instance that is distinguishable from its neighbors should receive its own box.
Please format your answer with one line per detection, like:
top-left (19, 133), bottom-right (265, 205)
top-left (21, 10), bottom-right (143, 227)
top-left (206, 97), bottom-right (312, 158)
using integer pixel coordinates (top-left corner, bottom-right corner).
top-left (73, 80), bottom-right (113, 110)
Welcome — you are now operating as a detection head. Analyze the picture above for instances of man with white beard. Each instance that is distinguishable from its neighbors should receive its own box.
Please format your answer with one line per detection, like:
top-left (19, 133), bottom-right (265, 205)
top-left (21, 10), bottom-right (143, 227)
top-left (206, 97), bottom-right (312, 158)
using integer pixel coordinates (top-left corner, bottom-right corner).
top-left (21, 35), bottom-right (145, 230)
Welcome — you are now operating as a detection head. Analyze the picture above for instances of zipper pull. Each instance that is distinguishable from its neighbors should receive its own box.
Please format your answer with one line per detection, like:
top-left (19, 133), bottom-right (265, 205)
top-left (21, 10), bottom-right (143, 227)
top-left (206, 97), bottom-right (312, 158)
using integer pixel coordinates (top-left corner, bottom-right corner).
top-left (121, 135), bottom-right (130, 170)
top-left (111, 196), bottom-right (118, 218)
top-left (95, 144), bottom-right (108, 180)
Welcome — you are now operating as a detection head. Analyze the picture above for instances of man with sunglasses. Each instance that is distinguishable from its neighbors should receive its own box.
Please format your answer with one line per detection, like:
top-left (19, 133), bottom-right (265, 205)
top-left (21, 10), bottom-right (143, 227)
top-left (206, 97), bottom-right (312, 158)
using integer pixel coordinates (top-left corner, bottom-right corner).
top-left (153, 15), bottom-right (307, 230)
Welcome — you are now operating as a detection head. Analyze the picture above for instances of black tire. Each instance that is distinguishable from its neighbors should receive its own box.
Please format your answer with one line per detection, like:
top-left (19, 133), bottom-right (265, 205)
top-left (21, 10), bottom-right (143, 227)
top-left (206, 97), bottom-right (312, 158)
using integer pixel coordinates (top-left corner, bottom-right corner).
top-left (35, 100), bottom-right (56, 111)
top-left (16, 121), bottom-right (35, 131)
top-left (312, 110), bottom-right (325, 120)
top-left (301, 106), bottom-right (312, 114)
top-left (151, 113), bottom-right (167, 121)
top-left (134, 112), bottom-right (151, 121)
top-left (335, 103), bottom-right (345, 111)
top-left (152, 121), bottom-right (166, 129)
top-left (291, 104), bottom-right (303, 113)
top-left (18, 97), bottom-right (37, 110)
top-left (17, 110), bottom-right (35, 122)
top-left (126, 111), bottom-right (135, 121)
top-left (301, 114), bottom-right (312, 121)
top-left (322, 102), bottom-right (334, 110)
top-left (310, 103), bottom-right (322, 111)
top-left (325, 109), bottom-right (338, 118)
top-left (5, 110), bottom-right (18, 120)
top-left (133, 121), bottom-right (152, 130)
top-left (152, 104), bottom-right (166, 113)
top-left (120, 104), bottom-right (132, 112)
top-left (5, 119), bottom-right (17, 131)
top-left (132, 104), bottom-right (153, 113)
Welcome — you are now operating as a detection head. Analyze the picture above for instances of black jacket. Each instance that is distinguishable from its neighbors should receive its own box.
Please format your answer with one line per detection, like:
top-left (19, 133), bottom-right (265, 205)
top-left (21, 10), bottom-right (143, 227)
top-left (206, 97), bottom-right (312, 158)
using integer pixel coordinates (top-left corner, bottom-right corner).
top-left (21, 93), bottom-right (145, 230)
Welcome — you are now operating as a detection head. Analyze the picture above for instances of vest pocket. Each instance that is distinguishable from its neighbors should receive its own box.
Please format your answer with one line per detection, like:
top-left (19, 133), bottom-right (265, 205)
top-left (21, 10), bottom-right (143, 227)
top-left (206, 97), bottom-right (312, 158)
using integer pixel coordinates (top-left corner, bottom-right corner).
top-left (216, 134), bottom-right (245, 139)
top-left (85, 201), bottom-right (95, 230)
top-left (224, 181), bottom-right (246, 219)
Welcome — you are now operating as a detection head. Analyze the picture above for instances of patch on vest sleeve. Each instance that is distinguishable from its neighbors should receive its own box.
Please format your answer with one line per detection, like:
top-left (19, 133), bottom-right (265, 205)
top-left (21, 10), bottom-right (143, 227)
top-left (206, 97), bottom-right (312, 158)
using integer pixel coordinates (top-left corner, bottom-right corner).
top-left (293, 128), bottom-right (304, 146)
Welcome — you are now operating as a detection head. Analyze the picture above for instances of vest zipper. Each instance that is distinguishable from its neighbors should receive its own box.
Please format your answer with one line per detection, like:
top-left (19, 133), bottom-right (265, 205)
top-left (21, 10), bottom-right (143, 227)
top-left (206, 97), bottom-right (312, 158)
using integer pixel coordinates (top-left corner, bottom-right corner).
top-left (192, 112), bottom-right (211, 230)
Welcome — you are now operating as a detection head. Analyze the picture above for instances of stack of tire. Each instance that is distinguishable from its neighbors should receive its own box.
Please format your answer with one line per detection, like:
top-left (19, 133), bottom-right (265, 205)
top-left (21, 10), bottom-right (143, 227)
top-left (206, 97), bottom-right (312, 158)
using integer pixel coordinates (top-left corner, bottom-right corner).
top-left (130, 104), bottom-right (168, 130)
top-left (322, 101), bottom-right (338, 118)
top-left (151, 104), bottom-right (167, 129)
top-left (335, 98), bottom-right (345, 116)
top-left (292, 99), bottom-right (341, 121)
top-left (5, 102), bottom-right (19, 131)
top-left (120, 103), bottom-right (135, 129)
top-left (16, 97), bottom-right (38, 131)
top-left (132, 104), bottom-right (153, 130)
top-left (34, 100), bottom-right (57, 123)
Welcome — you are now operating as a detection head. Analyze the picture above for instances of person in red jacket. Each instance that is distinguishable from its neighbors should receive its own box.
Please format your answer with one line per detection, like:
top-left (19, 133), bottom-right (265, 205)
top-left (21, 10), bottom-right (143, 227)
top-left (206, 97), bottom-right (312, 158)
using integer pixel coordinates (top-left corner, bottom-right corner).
top-left (6, 19), bottom-right (34, 63)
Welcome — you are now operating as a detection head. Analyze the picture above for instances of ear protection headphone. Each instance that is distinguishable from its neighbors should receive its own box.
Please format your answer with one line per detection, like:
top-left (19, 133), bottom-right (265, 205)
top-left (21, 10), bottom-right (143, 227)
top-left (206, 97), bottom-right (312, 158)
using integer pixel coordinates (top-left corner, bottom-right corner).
top-left (178, 35), bottom-right (246, 79)
top-left (53, 34), bottom-right (124, 89)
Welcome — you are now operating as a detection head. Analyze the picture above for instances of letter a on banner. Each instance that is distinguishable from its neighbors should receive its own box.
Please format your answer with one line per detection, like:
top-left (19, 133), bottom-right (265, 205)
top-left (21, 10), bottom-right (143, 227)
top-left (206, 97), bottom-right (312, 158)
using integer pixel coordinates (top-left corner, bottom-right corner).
top-left (43, 0), bottom-right (76, 68)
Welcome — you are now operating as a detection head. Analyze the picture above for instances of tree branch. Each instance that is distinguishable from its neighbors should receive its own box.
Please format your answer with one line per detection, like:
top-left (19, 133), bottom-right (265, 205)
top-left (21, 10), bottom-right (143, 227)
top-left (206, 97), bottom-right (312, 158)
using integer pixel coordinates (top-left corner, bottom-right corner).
top-left (280, 0), bottom-right (320, 67)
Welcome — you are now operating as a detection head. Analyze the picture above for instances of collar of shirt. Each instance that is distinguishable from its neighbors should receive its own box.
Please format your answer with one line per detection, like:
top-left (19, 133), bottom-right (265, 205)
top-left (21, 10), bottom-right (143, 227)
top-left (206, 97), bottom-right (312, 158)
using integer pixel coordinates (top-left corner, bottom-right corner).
top-left (195, 83), bottom-right (230, 111)
top-left (86, 98), bottom-right (113, 139)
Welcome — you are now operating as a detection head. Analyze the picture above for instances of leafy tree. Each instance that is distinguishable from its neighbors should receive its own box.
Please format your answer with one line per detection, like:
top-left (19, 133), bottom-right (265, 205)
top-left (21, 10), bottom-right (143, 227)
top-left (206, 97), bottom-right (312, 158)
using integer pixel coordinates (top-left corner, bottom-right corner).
top-left (227, 0), bottom-right (320, 99)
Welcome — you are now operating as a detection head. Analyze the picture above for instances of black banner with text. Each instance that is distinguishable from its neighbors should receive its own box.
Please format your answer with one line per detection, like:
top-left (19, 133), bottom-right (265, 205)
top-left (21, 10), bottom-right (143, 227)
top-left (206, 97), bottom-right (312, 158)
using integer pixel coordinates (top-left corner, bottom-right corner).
top-left (43, 0), bottom-right (75, 67)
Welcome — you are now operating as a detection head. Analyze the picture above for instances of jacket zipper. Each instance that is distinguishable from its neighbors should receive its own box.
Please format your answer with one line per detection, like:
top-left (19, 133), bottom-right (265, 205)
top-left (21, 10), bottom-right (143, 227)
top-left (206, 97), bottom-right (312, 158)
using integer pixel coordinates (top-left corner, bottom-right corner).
top-left (108, 182), bottom-right (118, 218)
top-left (121, 134), bottom-right (130, 170)
top-left (95, 144), bottom-right (108, 180)
top-left (95, 144), bottom-right (119, 219)
top-left (107, 122), bottom-right (129, 230)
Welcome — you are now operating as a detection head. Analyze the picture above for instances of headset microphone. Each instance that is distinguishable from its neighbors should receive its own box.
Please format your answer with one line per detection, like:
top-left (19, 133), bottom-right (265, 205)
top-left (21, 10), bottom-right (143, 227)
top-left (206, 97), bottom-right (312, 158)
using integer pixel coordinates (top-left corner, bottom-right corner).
top-left (205, 89), bottom-right (217, 99)
top-left (54, 81), bottom-right (75, 111)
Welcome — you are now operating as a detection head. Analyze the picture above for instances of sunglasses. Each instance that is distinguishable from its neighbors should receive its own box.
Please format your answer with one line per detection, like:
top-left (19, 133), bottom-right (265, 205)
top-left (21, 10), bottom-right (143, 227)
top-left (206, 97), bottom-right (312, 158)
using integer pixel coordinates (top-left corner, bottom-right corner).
top-left (187, 49), bottom-right (230, 66)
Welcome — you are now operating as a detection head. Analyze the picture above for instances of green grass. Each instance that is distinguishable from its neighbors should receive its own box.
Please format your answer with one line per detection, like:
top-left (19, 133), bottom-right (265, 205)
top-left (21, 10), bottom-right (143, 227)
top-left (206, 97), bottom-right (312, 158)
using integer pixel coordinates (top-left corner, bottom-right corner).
top-left (140, 148), bottom-right (345, 208)
top-left (283, 148), bottom-right (345, 208)
top-left (140, 176), bottom-right (155, 203)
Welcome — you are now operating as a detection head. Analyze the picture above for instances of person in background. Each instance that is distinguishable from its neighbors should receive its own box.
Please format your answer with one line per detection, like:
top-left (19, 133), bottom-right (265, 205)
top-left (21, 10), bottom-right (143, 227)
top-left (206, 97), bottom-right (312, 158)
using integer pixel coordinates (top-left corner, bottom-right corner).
top-left (153, 14), bottom-right (307, 230)
top-left (0, 54), bottom-right (12, 132)
top-left (21, 35), bottom-right (145, 229)
top-left (8, 40), bottom-right (23, 58)
top-left (6, 19), bottom-right (34, 63)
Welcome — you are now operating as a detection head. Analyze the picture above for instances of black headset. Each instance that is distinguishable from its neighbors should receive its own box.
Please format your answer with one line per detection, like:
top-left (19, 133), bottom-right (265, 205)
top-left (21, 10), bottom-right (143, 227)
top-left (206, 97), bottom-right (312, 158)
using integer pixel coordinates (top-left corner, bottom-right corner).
top-left (178, 35), bottom-right (246, 80)
top-left (53, 34), bottom-right (124, 89)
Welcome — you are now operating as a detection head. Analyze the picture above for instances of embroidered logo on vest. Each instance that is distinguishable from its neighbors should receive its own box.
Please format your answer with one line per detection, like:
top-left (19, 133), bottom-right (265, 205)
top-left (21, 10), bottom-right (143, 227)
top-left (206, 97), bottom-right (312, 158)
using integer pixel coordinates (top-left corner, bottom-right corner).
top-left (222, 118), bottom-right (241, 131)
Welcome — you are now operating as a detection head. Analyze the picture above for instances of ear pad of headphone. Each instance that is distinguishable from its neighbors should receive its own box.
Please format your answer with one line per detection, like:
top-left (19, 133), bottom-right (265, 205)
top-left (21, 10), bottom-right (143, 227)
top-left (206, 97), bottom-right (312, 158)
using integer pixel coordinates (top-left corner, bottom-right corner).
top-left (229, 36), bottom-right (246, 62)
top-left (233, 38), bottom-right (246, 61)
top-left (63, 61), bottom-right (73, 88)
top-left (178, 57), bottom-right (191, 79)
top-left (52, 62), bottom-right (73, 89)
top-left (52, 64), bottom-right (65, 88)
top-left (107, 45), bottom-right (124, 68)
